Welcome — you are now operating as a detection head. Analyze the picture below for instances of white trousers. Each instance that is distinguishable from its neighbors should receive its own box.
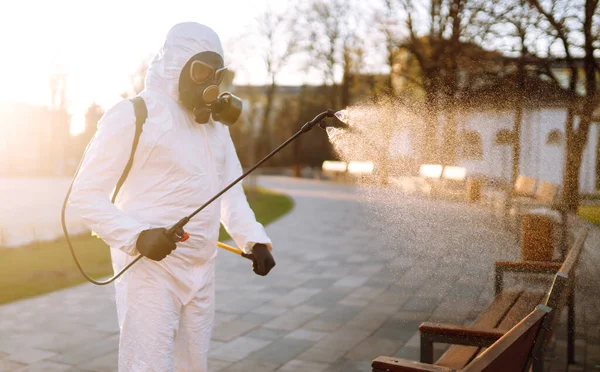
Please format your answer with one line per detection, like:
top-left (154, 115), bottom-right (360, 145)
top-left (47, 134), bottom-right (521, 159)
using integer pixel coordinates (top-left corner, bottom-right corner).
top-left (114, 259), bottom-right (215, 372)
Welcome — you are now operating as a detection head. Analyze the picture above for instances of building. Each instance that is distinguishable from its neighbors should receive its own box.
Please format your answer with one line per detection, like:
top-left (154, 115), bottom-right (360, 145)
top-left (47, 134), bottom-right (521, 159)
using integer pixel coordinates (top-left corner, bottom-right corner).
top-left (388, 73), bottom-right (599, 193)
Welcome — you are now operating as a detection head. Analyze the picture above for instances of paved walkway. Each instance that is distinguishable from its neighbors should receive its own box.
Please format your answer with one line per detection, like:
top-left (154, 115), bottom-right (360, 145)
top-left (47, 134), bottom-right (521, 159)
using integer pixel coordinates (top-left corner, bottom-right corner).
top-left (0, 176), bottom-right (598, 371)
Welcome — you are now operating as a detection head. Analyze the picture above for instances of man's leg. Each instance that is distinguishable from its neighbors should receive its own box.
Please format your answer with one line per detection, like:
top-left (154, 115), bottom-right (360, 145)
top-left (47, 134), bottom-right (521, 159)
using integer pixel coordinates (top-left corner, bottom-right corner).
top-left (174, 261), bottom-right (215, 372)
top-left (115, 264), bottom-right (182, 372)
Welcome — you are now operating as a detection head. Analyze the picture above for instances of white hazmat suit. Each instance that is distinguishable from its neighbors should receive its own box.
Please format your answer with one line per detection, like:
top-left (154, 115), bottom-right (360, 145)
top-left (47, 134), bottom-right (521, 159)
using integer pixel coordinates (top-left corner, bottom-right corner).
top-left (70, 22), bottom-right (272, 371)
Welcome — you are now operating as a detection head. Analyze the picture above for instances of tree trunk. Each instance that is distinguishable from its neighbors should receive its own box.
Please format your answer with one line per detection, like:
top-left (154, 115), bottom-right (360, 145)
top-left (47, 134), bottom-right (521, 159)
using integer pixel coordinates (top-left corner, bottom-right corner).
top-left (441, 109), bottom-right (458, 166)
top-left (341, 72), bottom-right (351, 108)
top-left (258, 80), bottom-right (277, 160)
top-left (512, 45), bottom-right (526, 187)
top-left (329, 83), bottom-right (338, 109)
top-left (421, 88), bottom-right (438, 164)
top-left (596, 130), bottom-right (600, 188)
top-left (563, 130), bottom-right (585, 211)
top-left (511, 103), bottom-right (523, 186)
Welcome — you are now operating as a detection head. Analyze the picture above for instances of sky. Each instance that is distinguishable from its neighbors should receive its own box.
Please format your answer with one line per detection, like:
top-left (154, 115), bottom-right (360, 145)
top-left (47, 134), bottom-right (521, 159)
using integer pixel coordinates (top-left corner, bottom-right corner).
top-left (0, 0), bottom-right (317, 134)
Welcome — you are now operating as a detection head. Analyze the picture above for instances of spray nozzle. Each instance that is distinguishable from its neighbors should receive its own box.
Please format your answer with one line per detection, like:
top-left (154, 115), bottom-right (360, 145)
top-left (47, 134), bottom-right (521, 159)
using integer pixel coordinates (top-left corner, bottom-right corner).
top-left (318, 110), bottom-right (351, 131)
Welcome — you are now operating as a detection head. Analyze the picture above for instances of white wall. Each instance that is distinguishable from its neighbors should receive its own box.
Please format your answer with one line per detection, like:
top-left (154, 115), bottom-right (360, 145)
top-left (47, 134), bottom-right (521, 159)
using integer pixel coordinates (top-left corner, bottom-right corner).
top-left (455, 108), bottom-right (597, 193)
top-left (457, 112), bottom-right (514, 182)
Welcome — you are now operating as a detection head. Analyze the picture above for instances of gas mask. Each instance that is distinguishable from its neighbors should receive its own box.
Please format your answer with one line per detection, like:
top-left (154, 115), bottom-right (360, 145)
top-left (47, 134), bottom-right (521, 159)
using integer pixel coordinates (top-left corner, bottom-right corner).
top-left (178, 51), bottom-right (243, 125)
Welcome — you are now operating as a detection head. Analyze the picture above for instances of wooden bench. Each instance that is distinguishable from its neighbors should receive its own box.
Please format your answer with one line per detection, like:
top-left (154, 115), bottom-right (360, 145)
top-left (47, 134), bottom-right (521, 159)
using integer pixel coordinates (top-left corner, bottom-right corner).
top-left (507, 180), bottom-right (561, 220)
top-left (506, 179), bottom-right (567, 256)
top-left (513, 175), bottom-right (538, 198)
top-left (412, 227), bottom-right (588, 371)
top-left (494, 227), bottom-right (589, 367)
top-left (372, 305), bottom-right (553, 372)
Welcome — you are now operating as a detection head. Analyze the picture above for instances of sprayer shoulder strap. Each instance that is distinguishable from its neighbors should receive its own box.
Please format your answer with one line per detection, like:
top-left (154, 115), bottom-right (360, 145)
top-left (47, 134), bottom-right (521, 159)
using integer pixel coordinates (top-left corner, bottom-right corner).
top-left (111, 96), bottom-right (148, 203)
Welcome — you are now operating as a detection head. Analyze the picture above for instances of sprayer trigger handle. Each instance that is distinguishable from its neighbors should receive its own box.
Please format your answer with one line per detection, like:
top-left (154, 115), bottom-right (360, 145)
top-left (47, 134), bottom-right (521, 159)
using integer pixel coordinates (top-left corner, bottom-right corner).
top-left (241, 253), bottom-right (254, 261)
top-left (170, 227), bottom-right (188, 243)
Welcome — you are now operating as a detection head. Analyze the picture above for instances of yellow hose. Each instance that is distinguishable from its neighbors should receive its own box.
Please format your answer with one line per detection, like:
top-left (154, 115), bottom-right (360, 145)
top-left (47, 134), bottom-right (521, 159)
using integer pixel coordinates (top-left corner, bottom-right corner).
top-left (217, 241), bottom-right (243, 255)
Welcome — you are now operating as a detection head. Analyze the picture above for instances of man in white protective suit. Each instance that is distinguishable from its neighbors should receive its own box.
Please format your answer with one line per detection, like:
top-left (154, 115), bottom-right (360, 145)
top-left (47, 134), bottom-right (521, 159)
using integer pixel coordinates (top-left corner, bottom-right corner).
top-left (69, 22), bottom-right (276, 371)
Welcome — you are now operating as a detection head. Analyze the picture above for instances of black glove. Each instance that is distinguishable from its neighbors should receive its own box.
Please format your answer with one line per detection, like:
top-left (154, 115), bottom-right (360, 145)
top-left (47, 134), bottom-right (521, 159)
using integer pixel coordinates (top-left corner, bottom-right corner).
top-left (136, 228), bottom-right (177, 261)
top-left (251, 243), bottom-right (275, 276)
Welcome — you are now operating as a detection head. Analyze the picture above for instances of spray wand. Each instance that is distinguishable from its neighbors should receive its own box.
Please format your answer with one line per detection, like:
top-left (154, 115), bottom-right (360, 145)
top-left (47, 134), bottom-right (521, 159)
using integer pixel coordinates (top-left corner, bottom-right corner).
top-left (63, 109), bottom-right (345, 285)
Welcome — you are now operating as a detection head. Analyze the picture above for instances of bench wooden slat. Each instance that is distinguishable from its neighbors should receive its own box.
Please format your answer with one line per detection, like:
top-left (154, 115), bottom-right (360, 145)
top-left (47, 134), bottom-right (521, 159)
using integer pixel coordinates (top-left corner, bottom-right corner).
top-left (435, 345), bottom-right (479, 369)
top-left (434, 291), bottom-right (522, 368)
top-left (497, 291), bottom-right (545, 332)
top-left (462, 306), bottom-right (550, 372)
top-left (472, 291), bottom-right (522, 328)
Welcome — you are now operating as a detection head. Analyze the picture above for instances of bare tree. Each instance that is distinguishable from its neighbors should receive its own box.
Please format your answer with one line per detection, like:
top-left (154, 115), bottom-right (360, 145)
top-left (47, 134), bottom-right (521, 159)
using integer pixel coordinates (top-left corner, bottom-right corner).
top-left (484, 0), bottom-right (543, 187)
top-left (253, 6), bottom-right (299, 159)
top-left (396, 0), bottom-right (495, 165)
top-left (375, 0), bottom-right (406, 97)
top-left (301, 0), bottom-right (364, 109)
top-left (528, 0), bottom-right (600, 211)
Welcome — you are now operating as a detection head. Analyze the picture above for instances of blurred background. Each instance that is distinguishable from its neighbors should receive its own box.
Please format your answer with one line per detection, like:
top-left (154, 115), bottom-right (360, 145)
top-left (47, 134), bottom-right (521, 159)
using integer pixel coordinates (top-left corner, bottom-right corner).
top-left (1, 0), bottom-right (600, 242)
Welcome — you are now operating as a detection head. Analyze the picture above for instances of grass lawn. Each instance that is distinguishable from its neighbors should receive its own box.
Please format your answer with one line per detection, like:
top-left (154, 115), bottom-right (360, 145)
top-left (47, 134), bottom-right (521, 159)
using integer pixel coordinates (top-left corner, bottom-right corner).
top-left (0, 187), bottom-right (293, 305)
top-left (578, 205), bottom-right (600, 226)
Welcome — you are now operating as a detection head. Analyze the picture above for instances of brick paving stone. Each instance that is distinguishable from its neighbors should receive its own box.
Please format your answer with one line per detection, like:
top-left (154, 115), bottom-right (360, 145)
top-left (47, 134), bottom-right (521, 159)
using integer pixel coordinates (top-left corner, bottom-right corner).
top-left (302, 278), bottom-right (337, 289)
top-left (218, 297), bottom-right (269, 314)
top-left (297, 346), bottom-right (348, 364)
top-left (48, 334), bottom-right (119, 366)
top-left (294, 305), bottom-right (327, 314)
top-left (404, 331), bottom-right (421, 348)
top-left (5, 348), bottom-right (57, 365)
top-left (212, 319), bottom-right (259, 342)
top-left (303, 290), bottom-right (348, 308)
top-left (312, 328), bottom-right (372, 352)
top-left (345, 336), bottom-right (404, 361)
top-left (244, 327), bottom-right (288, 341)
top-left (11, 361), bottom-right (74, 372)
top-left (220, 359), bottom-right (280, 372)
top-left (391, 311), bottom-right (431, 322)
top-left (263, 310), bottom-right (318, 331)
top-left (372, 318), bottom-right (424, 342)
top-left (34, 330), bottom-right (115, 354)
top-left (277, 359), bottom-right (330, 372)
top-left (344, 310), bottom-right (391, 332)
top-left (338, 297), bottom-right (370, 307)
top-left (393, 345), bottom-right (421, 361)
top-left (208, 358), bottom-right (232, 372)
top-left (316, 304), bottom-right (362, 324)
top-left (76, 350), bottom-right (118, 372)
top-left (332, 276), bottom-right (370, 288)
top-left (402, 296), bottom-right (442, 313)
top-left (252, 305), bottom-right (289, 316)
top-left (208, 337), bottom-right (272, 363)
top-left (303, 319), bottom-right (344, 333)
top-left (323, 360), bottom-right (373, 372)
top-left (285, 329), bottom-right (328, 342)
top-left (267, 288), bottom-right (322, 308)
top-left (214, 312), bottom-right (239, 326)
top-left (246, 338), bottom-right (314, 365)
top-left (239, 312), bottom-right (277, 325)
top-left (0, 359), bottom-right (26, 372)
